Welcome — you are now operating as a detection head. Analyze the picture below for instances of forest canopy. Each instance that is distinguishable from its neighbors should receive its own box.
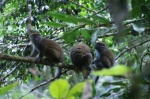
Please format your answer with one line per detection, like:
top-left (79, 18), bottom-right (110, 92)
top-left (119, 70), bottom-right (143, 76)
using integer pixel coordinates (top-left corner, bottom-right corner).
top-left (0, 0), bottom-right (150, 99)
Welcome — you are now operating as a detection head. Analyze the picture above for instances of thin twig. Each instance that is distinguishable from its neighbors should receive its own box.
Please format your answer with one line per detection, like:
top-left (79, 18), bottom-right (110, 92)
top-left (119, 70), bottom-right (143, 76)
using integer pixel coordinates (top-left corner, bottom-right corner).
top-left (139, 52), bottom-right (150, 72)
top-left (0, 62), bottom-right (20, 83)
top-left (70, 0), bottom-right (97, 14)
top-left (116, 39), bottom-right (150, 60)
top-left (95, 6), bottom-right (108, 15)
top-left (124, 18), bottom-right (147, 25)
top-left (87, 6), bottom-right (108, 19)
top-left (19, 70), bottom-right (68, 99)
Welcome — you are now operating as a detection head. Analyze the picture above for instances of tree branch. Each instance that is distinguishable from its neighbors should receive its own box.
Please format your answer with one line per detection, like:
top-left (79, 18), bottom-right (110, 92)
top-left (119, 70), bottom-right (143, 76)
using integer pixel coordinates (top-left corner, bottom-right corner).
top-left (116, 39), bottom-right (150, 60)
top-left (0, 53), bottom-right (75, 70)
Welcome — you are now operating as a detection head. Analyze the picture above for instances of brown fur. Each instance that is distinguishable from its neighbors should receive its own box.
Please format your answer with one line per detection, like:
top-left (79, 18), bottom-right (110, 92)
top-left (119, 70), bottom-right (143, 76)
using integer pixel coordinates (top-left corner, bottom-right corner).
top-left (70, 44), bottom-right (93, 78)
top-left (30, 32), bottom-right (63, 63)
top-left (94, 41), bottom-right (115, 83)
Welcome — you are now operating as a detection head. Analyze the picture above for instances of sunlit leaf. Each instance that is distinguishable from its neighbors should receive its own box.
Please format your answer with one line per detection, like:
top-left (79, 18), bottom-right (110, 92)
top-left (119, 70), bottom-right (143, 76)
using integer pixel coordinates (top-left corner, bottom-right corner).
top-left (67, 82), bottom-right (85, 97)
top-left (42, 22), bottom-right (68, 28)
top-left (49, 79), bottom-right (70, 99)
top-left (0, 82), bottom-right (18, 96)
top-left (92, 65), bottom-right (131, 76)
top-left (66, 96), bottom-right (75, 99)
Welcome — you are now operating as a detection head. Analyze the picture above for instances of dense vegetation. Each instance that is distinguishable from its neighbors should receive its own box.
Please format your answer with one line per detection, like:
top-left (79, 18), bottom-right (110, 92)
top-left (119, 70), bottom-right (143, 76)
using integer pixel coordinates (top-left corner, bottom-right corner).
top-left (0, 0), bottom-right (149, 99)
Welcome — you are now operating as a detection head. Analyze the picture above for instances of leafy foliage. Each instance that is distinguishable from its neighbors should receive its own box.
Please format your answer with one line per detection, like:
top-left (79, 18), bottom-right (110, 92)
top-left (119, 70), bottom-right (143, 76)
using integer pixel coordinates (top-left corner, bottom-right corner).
top-left (0, 82), bottom-right (18, 96)
top-left (93, 65), bottom-right (131, 76)
top-left (49, 79), bottom-right (70, 99)
top-left (0, 0), bottom-right (149, 99)
top-left (49, 79), bottom-right (85, 99)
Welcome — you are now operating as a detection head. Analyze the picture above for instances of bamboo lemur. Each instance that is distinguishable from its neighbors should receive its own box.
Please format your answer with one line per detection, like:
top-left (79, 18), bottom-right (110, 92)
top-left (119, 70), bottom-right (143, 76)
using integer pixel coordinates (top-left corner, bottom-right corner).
top-left (25, 16), bottom-right (64, 77)
top-left (29, 31), bottom-right (64, 63)
top-left (27, 27), bottom-right (64, 77)
top-left (70, 43), bottom-right (94, 78)
top-left (93, 41), bottom-right (115, 84)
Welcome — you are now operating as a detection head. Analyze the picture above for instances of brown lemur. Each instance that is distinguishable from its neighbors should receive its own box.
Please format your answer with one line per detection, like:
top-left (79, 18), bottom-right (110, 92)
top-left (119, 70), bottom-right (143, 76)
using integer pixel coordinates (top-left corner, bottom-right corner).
top-left (70, 43), bottom-right (94, 79)
top-left (26, 18), bottom-right (64, 77)
top-left (93, 41), bottom-right (115, 84)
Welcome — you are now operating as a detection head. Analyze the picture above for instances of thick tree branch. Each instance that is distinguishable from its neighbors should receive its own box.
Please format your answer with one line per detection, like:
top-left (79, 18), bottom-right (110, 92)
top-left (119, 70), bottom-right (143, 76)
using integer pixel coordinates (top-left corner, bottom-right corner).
top-left (0, 53), bottom-right (75, 70)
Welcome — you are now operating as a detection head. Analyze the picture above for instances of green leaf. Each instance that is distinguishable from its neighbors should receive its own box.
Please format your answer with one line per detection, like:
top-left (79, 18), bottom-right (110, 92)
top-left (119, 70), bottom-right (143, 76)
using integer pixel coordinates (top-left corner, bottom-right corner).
top-left (91, 30), bottom-right (98, 44)
top-left (47, 12), bottom-right (79, 24)
top-left (66, 16), bottom-right (80, 24)
top-left (66, 96), bottom-right (75, 99)
top-left (102, 81), bottom-right (127, 86)
top-left (101, 93), bottom-right (111, 97)
top-left (62, 25), bottom-right (85, 42)
top-left (0, 82), bottom-right (18, 96)
top-left (92, 65), bottom-right (131, 76)
top-left (97, 17), bottom-right (110, 24)
top-left (62, 29), bottom-right (80, 43)
top-left (67, 82), bottom-right (85, 97)
top-left (131, 0), bottom-right (145, 8)
top-left (80, 29), bottom-right (91, 40)
top-left (42, 22), bottom-right (68, 28)
top-left (91, 29), bottom-right (102, 44)
top-left (46, 12), bottom-right (97, 25)
top-left (91, 15), bottom-right (110, 24)
top-left (49, 79), bottom-right (70, 99)
top-left (141, 5), bottom-right (150, 18)
top-left (79, 18), bottom-right (96, 24)
top-left (141, 5), bottom-right (150, 14)
top-left (130, 6), bottom-right (142, 18)
top-left (111, 87), bottom-right (121, 93)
